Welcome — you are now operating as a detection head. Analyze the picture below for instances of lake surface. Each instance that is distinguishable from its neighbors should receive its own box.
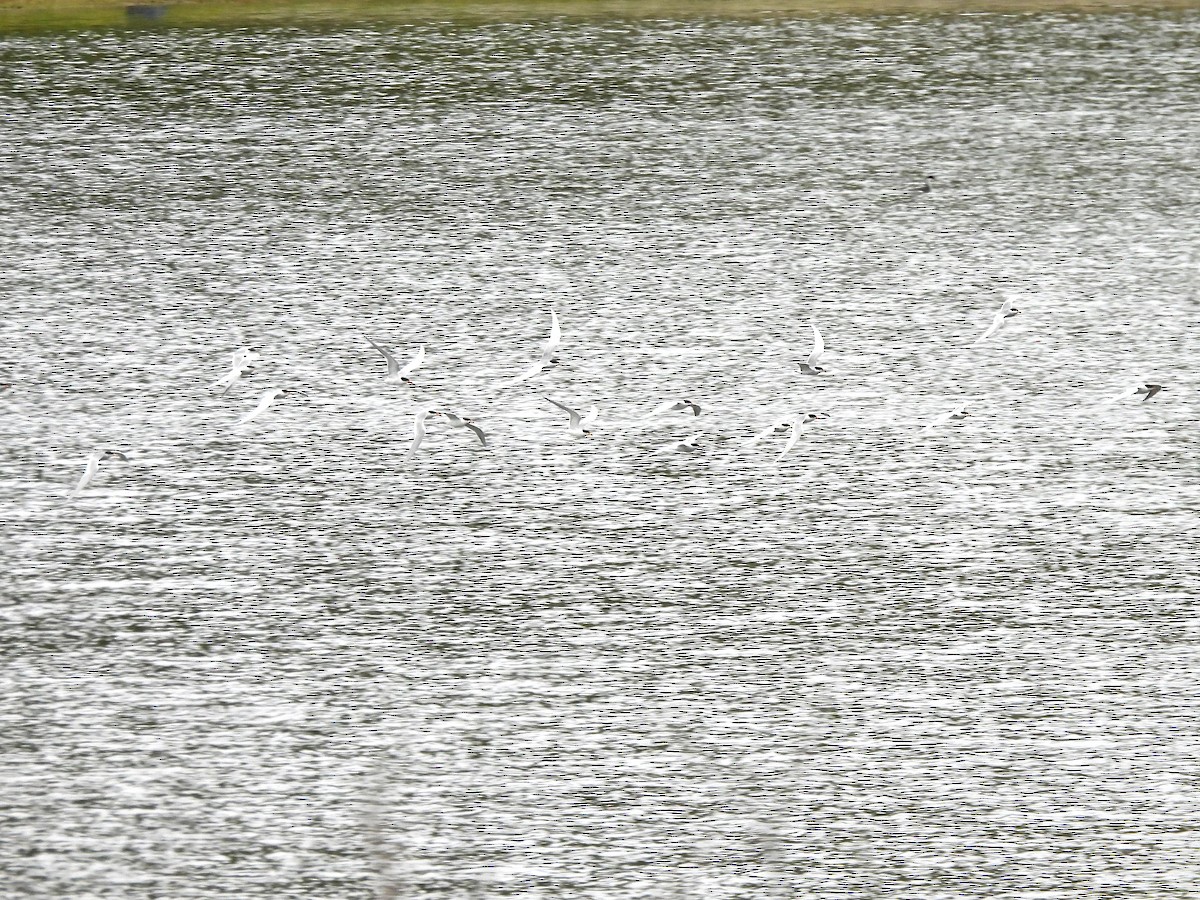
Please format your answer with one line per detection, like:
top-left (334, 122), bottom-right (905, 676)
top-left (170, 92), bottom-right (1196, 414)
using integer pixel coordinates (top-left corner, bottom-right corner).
top-left (2, 11), bottom-right (1199, 898)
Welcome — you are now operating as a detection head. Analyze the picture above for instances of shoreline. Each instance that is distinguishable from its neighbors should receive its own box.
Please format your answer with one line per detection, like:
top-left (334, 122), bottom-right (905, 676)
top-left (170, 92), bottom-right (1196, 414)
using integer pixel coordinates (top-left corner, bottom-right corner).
top-left (3, 0), bottom-right (1198, 31)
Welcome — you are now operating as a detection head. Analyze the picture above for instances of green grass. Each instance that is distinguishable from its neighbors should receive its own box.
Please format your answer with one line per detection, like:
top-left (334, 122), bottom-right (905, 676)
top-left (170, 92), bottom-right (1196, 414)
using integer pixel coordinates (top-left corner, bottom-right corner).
top-left (3, 0), bottom-right (1198, 32)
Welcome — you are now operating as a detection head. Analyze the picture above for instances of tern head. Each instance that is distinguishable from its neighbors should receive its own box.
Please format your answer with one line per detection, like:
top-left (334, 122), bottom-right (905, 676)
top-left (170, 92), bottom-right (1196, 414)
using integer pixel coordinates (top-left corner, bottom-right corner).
top-left (401, 377), bottom-right (417, 387)
top-left (1004, 306), bottom-right (1021, 318)
top-left (920, 175), bottom-right (935, 192)
top-left (101, 450), bottom-right (128, 461)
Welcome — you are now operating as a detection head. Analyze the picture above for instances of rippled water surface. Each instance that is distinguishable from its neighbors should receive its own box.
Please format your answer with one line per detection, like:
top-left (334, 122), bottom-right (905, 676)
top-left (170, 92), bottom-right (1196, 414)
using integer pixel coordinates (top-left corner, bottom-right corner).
top-left (3, 12), bottom-right (1200, 898)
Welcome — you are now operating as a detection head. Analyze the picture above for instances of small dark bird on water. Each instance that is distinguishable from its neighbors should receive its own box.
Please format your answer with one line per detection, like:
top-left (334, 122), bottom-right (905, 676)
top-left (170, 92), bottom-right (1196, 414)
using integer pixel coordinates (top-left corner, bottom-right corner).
top-left (919, 175), bottom-right (935, 193)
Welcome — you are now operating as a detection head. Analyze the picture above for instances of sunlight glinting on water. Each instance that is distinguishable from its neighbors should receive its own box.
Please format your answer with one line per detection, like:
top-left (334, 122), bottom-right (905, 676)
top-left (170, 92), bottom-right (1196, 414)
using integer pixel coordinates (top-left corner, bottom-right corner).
top-left (2, 11), bottom-right (1198, 898)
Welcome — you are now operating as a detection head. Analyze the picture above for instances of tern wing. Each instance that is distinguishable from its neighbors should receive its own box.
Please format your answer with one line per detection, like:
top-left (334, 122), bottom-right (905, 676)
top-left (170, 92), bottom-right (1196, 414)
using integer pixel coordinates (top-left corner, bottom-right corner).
top-left (71, 454), bottom-right (100, 496)
top-left (975, 300), bottom-right (1014, 346)
top-left (545, 396), bottom-right (581, 428)
top-left (398, 344), bottom-right (425, 377)
top-left (655, 434), bottom-right (698, 454)
top-left (744, 423), bottom-right (779, 448)
top-left (409, 410), bottom-right (436, 453)
top-left (219, 370), bottom-right (243, 396)
top-left (642, 400), bottom-right (677, 420)
top-left (1106, 383), bottom-right (1138, 403)
top-left (211, 367), bottom-right (239, 389)
top-left (365, 335), bottom-right (400, 377)
top-left (808, 323), bottom-right (825, 367)
top-left (920, 411), bottom-right (953, 432)
top-left (465, 422), bottom-right (488, 447)
top-left (511, 359), bottom-right (545, 384)
top-left (237, 391), bottom-right (275, 425)
top-left (777, 424), bottom-right (804, 459)
top-left (541, 308), bottom-right (561, 362)
top-left (974, 315), bottom-right (1002, 346)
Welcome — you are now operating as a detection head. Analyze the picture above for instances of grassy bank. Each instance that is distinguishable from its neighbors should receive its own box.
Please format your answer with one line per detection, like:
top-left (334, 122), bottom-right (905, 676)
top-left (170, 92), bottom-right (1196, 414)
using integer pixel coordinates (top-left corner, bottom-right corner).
top-left (2, 0), bottom-right (1197, 31)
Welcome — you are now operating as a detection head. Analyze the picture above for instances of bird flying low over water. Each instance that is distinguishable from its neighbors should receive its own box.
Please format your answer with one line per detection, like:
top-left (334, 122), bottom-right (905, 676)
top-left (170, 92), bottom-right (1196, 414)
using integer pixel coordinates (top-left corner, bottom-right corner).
top-left (365, 336), bottom-right (424, 386)
top-left (236, 388), bottom-right (292, 426)
top-left (409, 408), bottom-right (442, 454)
top-left (510, 306), bottom-right (562, 385)
top-left (441, 411), bottom-right (488, 447)
top-left (800, 323), bottom-right (826, 375)
top-left (655, 432), bottom-right (703, 454)
top-left (777, 412), bottom-right (830, 459)
top-left (920, 403), bottom-right (972, 433)
top-left (642, 399), bottom-right (701, 420)
top-left (743, 420), bottom-right (792, 448)
top-left (542, 307), bottom-right (561, 363)
top-left (545, 396), bottom-right (597, 436)
top-left (974, 298), bottom-right (1021, 345)
top-left (1110, 382), bottom-right (1164, 403)
top-left (71, 449), bottom-right (128, 497)
top-left (212, 347), bottom-right (256, 395)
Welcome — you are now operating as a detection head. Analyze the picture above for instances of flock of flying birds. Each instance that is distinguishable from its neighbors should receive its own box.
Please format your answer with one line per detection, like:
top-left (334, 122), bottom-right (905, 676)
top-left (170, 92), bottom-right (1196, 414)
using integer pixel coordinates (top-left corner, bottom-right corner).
top-left (62, 289), bottom-right (1168, 498)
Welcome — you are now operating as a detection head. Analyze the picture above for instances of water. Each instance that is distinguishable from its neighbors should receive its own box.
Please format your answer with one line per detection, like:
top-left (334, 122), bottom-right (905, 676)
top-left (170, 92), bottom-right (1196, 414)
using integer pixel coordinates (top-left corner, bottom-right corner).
top-left (3, 12), bottom-right (1199, 898)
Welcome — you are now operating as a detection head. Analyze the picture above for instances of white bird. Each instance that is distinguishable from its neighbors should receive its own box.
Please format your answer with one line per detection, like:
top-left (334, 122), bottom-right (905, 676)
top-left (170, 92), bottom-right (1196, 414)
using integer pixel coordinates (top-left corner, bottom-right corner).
top-left (510, 307), bottom-right (562, 385)
top-left (777, 412), bottom-right (830, 459)
top-left (212, 347), bottom-right (256, 395)
top-left (365, 336), bottom-right (424, 385)
top-left (655, 432), bottom-right (703, 454)
top-left (920, 403), bottom-right (972, 433)
top-left (800, 323), bottom-right (826, 375)
top-left (545, 397), bottom-right (597, 436)
top-left (743, 420), bottom-right (792, 448)
top-left (409, 408), bottom-right (443, 453)
top-left (1109, 382), bottom-right (1164, 403)
top-left (974, 298), bottom-right (1021, 345)
top-left (641, 399), bottom-right (701, 421)
top-left (236, 388), bottom-right (290, 426)
top-left (441, 411), bottom-right (487, 447)
top-left (71, 449), bottom-right (128, 497)
top-left (541, 307), bottom-right (561, 363)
